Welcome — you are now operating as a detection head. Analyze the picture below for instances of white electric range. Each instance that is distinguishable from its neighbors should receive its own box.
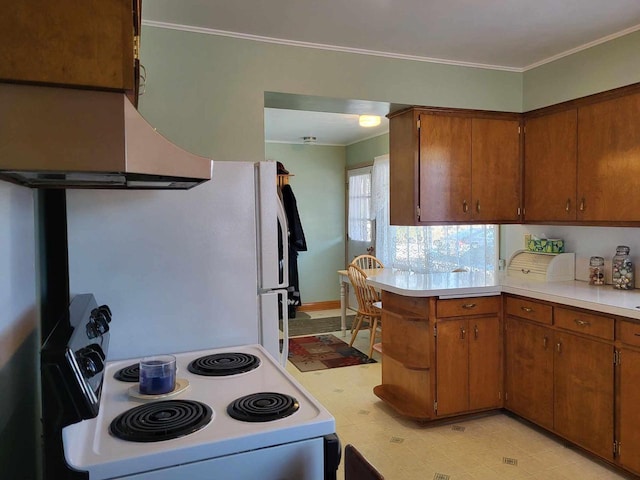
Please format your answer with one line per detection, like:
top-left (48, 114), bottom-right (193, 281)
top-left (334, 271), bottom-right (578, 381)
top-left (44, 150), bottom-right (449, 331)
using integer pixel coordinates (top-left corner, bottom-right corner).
top-left (41, 295), bottom-right (340, 480)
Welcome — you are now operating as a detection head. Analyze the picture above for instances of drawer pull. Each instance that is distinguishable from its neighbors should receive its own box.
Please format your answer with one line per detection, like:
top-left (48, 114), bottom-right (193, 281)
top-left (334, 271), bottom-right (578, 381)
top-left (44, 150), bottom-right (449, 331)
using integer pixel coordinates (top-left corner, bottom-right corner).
top-left (462, 200), bottom-right (469, 213)
top-left (462, 303), bottom-right (476, 309)
top-left (521, 306), bottom-right (533, 313)
top-left (460, 328), bottom-right (466, 340)
top-left (634, 333), bottom-right (640, 337)
top-left (565, 198), bottom-right (571, 212)
top-left (574, 319), bottom-right (591, 327)
top-left (521, 268), bottom-right (531, 274)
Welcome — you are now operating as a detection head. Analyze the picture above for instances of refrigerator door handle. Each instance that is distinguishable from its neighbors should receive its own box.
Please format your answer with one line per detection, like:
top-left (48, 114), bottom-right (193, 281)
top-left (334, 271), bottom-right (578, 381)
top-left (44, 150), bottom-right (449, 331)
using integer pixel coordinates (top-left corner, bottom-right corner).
top-left (259, 289), bottom-right (289, 367)
top-left (276, 195), bottom-right (289, 289)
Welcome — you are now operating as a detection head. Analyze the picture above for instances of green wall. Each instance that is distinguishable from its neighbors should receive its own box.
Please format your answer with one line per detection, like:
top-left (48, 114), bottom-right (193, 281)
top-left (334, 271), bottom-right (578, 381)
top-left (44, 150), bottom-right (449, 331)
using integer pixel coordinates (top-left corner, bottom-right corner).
top-left (139, 26), bottom-right (522, 163)
top-left (523, 30), bottom-right (640, 110)
top-left (139, 26), bottom-right (640, 304)
top-left (346, 133), bottom-right (389, 168)
top-left (266, 143), bottom-right (346, 303)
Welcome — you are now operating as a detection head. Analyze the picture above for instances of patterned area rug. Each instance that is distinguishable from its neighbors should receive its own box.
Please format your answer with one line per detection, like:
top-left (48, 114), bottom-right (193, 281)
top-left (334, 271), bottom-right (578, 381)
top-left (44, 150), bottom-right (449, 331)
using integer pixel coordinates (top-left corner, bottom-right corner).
top-left (287, 334), bottom-right (376, 372)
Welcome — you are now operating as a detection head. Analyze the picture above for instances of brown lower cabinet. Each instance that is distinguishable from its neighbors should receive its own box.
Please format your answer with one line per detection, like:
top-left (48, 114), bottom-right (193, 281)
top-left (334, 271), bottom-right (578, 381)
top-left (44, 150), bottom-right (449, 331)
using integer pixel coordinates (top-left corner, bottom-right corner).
top-left (375, 292), bottom-right (638, 477)
top-left (553, 331), bottom-right (614, 460)
top-left (504, 317), bottom-right (554, 430)
top-left (436, 316), bottom-right (501, 416)
top-left (617, 322), bottom-right (640, 475)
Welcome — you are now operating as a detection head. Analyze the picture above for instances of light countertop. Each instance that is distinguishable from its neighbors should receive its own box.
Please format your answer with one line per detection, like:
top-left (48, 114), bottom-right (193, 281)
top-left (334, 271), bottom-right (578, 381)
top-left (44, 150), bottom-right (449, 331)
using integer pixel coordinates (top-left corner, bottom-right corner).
top-left (364, 269), bottom-right (640, 321)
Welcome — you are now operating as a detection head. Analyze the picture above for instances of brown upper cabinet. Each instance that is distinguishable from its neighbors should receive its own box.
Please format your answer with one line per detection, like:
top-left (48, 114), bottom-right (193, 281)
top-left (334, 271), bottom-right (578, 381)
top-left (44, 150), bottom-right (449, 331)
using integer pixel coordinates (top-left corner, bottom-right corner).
top-left (389, 108), bottom-right (521, 225)
top-left (524, 85), bottom-right (640, 225)
top-left (523, 109), bottom-right (578, 222)
top-left (1, 0), bottom-right (137, 93)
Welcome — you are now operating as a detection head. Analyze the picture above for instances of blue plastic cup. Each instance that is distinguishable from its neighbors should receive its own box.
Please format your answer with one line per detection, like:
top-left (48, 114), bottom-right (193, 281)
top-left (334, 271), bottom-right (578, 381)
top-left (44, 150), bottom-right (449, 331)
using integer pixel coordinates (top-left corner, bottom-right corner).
top-left (139, 355), bottom-right (176, 395)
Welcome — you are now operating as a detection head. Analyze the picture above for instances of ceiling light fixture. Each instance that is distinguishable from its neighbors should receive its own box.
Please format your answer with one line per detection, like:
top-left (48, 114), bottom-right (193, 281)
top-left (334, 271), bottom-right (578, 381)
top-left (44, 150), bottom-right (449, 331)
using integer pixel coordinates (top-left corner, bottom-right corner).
top-left (302, 136), bottom-right (317, 144)
top-left (359, 115), bottom-right (381, 127)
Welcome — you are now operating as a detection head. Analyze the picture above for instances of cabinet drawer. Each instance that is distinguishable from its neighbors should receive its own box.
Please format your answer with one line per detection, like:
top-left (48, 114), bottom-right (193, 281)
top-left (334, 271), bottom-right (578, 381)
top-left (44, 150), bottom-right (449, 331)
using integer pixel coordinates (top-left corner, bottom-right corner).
top-left (504, 296), bottom-right (552, 325)
top-left (437, 296), bottom-right (500, 318)
top-left (618, 320), bottom-right (640, 347)
top-left (555, 307), bottom-right (614, 340)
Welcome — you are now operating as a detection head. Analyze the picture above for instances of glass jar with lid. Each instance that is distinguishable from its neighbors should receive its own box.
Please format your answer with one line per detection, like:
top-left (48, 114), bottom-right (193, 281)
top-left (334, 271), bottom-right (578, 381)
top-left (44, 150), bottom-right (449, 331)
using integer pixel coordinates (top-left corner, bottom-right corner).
top-left (612, 246), bottom-right (634, 290)
top-left (589, 256), bottom-right (605, 286)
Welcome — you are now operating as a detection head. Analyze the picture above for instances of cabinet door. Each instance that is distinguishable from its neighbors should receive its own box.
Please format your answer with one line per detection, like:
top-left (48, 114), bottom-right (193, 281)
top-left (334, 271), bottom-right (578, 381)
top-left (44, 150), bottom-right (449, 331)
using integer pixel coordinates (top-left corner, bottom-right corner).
top-left (618, 348), bottom-right (640, 475)
top-left (471, 118), bottom-right (521, 222)
top-left (469, 315), bottom-right (501, 410)
top-left (1, 0), bottom-right (135, 90)
top-left (554, 332), bottom-right (614, 460)
top-left (578, 93), bottom-right (640, 222)
top-left (436, 319), bottom-right (469, 416)
top-left (504, 317), bottom-right (554, 430)
top-left (419, 115), bottom-right (472, 222)
top-left (523, 109), bottom-right (577, 222)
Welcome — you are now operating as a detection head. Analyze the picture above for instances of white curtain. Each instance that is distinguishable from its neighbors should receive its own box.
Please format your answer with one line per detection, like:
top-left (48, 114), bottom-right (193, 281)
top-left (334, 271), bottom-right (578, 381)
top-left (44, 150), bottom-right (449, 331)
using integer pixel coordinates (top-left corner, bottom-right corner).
top-left (347, 170), bottom-right (372, 242)
top-left (372, 155), bottom-right (498, 273)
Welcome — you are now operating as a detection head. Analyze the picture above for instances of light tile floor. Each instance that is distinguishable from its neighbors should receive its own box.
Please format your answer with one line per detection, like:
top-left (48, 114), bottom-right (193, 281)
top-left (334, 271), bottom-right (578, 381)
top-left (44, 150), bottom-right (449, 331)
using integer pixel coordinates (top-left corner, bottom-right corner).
top-left (286, 311), bottom-right (631, 480)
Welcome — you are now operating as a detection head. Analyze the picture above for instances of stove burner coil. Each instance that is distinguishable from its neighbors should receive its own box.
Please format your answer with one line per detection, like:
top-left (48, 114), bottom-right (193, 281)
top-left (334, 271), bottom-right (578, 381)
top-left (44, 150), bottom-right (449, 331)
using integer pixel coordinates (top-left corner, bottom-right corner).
top-left (113, 363), bottom-right (139, 382)
top-left (188, 352), bottom-right (260, 376)
top-left (227, 392), bottom-right (299, 422)
top-left (109, 400), bottom-right (212, 442)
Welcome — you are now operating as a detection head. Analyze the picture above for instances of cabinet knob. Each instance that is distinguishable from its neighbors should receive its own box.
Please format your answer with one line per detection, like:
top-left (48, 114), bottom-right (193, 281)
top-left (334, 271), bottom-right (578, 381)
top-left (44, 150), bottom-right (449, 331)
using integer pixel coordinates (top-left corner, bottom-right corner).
top-left (462, 200), bottom-right (469, 213)
top-left (476, 200), bottom-right (481, 213)
top-left (579, 197), bottom-right (586, 212)
top-left (543, 336), bottom-right (548, 349)
top-left (474, 325), bottom-right (479, 339)
top-left (565, 199), bottom-right (571, 212)
top-left (574, 319), bottom-right (591, 327)
top-left (460, 327), bottom-right (466, 339)
top-left (521, 306), bottom-right (533, 313)
top-left (462, 303), bottom-right (476, 309)
top-left (556, 342), bottom-right (562, 353)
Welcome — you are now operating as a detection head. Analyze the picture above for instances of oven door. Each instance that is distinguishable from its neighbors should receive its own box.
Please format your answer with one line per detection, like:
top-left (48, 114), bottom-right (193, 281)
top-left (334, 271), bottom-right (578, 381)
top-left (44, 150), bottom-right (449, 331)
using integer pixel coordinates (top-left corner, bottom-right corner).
top-left (115, 438), bottom-right (326, 479)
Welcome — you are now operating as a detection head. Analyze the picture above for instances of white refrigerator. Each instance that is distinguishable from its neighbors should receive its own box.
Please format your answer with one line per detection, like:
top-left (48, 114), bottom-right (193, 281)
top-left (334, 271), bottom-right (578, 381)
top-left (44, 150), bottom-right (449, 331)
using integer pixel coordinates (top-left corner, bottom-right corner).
top-left (66, 161), bottom-right (290, 364)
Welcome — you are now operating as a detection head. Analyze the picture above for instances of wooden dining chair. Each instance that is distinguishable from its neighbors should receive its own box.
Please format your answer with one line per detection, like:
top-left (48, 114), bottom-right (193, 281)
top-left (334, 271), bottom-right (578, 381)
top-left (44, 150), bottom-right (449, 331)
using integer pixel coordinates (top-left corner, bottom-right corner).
top-left (351, 254), bottom-right (384, 270)
top-left (344, 444), bottom-right (384, 480)
top-left (347, 264), bottom-right (382, 358)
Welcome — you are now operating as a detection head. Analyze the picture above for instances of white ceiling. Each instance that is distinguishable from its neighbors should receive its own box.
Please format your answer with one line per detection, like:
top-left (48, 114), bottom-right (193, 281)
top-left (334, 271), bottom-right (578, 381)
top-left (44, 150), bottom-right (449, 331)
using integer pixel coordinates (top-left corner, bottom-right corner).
top-left (142, 0), bottom-right (640, 145)
top-left (264, 109), bottom-right (389, 146)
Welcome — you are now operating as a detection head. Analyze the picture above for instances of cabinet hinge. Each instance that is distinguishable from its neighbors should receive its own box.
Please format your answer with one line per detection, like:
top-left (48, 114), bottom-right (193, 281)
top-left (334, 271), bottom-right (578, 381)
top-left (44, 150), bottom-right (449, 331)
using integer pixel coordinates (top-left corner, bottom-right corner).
top-left (614, 440), bottom-right (620, 457)
top-left (433, 324), bottom-right (437, 337)
top-left (417, 118), bottom-right (421, 130)
top-left (417, 205), bottom-right (421, 220)
top-left (133, 35), bottom-right (141, 60)
top-left (614, 349), bottom-right (621, 366)
top-left (433, 401), bottom-right (438, 413)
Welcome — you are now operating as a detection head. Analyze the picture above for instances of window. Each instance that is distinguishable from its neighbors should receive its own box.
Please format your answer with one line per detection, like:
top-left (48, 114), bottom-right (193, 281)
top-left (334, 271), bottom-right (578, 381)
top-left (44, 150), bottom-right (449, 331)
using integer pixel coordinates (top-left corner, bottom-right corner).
top-left (347, 167), bottom-right (372, 242)
top-left (372, 155), bottom-right (498, 273)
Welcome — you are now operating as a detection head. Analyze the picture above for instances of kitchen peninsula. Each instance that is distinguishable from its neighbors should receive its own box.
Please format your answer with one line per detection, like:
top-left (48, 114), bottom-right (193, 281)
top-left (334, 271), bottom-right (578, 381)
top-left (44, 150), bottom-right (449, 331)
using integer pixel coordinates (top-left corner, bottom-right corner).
top-left (365, 268), bottom-right (640, 477)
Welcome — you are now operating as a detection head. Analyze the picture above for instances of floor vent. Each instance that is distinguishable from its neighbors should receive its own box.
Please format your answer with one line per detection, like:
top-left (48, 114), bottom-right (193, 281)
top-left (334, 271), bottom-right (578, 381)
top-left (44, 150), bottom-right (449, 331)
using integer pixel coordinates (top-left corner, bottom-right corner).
top-left (451, 425), bottom-right (466, 432)
top-left (503, 457), bottom-right (518, 466)
top-left (433, 473), bottom-right (450, 480)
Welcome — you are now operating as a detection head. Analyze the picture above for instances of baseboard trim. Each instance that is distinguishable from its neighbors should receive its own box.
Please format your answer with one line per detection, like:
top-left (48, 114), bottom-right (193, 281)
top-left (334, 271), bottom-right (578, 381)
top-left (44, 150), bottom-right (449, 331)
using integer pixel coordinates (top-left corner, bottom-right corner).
top-left (298, 300), bottom-right (340, 312)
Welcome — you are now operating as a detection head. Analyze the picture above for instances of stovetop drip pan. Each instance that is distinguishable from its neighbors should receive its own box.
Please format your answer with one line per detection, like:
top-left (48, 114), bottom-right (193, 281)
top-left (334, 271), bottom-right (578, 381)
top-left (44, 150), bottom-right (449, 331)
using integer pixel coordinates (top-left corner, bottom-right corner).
top-left (109, 399), bottom-right (212, 442)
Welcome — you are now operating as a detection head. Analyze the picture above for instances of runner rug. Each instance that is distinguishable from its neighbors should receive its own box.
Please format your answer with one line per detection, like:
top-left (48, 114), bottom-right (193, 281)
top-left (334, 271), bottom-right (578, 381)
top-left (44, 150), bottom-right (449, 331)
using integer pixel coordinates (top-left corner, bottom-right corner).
top-left (287, 334), bottom-right (376, 372)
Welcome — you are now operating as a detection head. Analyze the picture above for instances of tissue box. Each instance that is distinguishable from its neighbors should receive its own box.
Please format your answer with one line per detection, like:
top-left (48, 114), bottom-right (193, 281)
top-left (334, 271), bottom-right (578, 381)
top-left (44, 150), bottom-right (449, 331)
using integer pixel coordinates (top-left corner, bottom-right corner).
top-left (527, 238), bottom-right (565, 253)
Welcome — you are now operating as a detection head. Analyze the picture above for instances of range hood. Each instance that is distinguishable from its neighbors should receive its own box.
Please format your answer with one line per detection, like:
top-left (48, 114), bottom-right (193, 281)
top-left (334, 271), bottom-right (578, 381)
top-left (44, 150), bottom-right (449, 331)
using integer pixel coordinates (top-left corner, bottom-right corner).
top-left (0, 83), bottom-right (212, 189)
